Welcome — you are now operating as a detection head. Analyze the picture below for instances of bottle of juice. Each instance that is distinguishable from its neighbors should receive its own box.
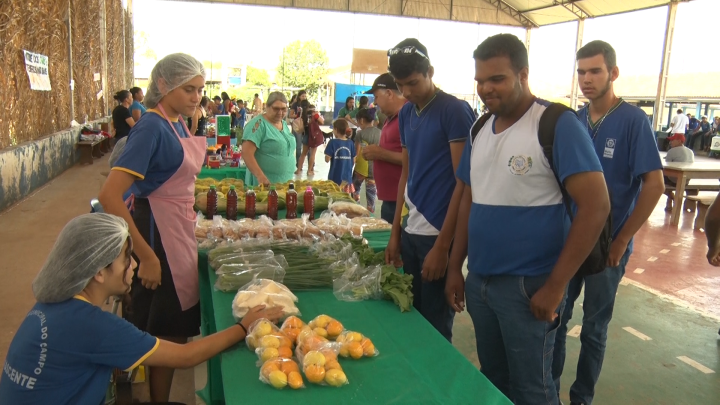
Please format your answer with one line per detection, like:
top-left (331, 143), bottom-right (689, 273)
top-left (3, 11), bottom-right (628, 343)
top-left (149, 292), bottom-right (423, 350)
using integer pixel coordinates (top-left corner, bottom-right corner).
top-left (245, 187), bottom-right (256, 219)
top-left (286, 184), bottom-right (297, 219)
top-left (206, 185), bottom-right (217, 217)
top-left (226, 185), bottom-right (238, 220)
top-left (268, 186), bottom-right (279, 220)
top-left (304, 186), bottom-right (315, 220)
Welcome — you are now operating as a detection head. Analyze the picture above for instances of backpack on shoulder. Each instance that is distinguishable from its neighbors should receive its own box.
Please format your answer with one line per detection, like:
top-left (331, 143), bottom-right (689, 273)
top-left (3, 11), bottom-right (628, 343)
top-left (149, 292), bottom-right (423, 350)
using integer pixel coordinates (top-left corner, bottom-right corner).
top-left (470, 103), bottom-right (612, 277)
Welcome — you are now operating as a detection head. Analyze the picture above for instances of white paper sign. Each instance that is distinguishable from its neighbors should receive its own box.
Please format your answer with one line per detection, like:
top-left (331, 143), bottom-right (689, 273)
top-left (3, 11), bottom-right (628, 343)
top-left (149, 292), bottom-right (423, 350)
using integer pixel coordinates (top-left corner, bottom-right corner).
top-left (23, 50), bottom-right (51, 91)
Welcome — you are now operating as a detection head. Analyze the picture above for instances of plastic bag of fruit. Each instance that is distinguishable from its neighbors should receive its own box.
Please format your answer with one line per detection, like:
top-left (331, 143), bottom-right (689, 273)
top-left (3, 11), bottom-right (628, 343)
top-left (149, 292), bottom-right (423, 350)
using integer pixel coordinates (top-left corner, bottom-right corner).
top-left (259, 357), bottom-right (305, 389)
top-left (307, 314), bottom-right (345, 340)
top-left (280, 316), bottom-right (306, 344)
top-left (337, 330), bottom-right (379, 358)
top-left (245, 318), bottom-right (292, 351)
top-left (299, 347), bottom-right (348, 387)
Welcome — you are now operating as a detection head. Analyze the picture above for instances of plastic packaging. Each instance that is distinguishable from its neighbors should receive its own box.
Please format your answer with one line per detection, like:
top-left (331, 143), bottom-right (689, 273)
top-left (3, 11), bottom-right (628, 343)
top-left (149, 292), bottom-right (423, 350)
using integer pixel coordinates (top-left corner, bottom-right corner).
top-left (280, 316), bottom-right (307, 343)
top-left (308, 314), bottom-right (345, 340)
top-left (268, 186), bottom-right (279, 220)
top-left (206, 185), bottom-right (218, 217)
top-left (245, 187), bottom-right (256, 219)
top-left (298, 345), bottom-right (347, 387)
top-left (286, 184), bottom-right (297, 219)
top-left (210, 250), bottom-right (275, 270)
top-left (245, 318), bottom-right (287, 351)
top-left (328, 199), bottom-right (370, 219)
top-left (226, 185), bottom-right (238, 220)
top-left (333, 265), bottom-right (383, 302)
top-left (256, 343), bottom-right (294, 364)
top-left (337, 330), bottom-right (379, 359)
top-left (304, 186), bottom-right (315, 220)
top-left (259, 357), bottom-right (305, 389)
top-left (215, 264), bottom-right (286, 293)
top-left (232, 279), bottom-right (300, 319)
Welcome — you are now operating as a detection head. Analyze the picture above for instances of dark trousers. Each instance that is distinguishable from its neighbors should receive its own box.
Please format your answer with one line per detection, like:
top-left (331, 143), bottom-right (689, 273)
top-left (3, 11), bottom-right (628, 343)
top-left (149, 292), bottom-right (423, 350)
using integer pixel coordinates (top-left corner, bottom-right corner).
top-left (400, 229), bottom-right (455, 341)
top-left (380, 201), bottom-right (397, 223)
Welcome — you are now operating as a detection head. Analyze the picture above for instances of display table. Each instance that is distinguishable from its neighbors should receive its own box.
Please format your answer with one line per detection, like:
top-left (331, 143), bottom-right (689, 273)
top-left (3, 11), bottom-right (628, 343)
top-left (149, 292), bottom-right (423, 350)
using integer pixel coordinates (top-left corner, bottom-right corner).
top-left (198, 166), bottom-right (247, 182)
top-left (196, 233), bottom-right (509, 405)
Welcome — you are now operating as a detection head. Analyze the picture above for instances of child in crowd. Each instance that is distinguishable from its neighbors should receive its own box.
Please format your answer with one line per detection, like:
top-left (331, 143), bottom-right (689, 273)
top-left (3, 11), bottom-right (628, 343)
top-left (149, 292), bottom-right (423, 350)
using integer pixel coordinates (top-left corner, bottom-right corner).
top-left (352, 108), bottom-right (381, 213)
top-left (324, 118), bottom-right (356, 189)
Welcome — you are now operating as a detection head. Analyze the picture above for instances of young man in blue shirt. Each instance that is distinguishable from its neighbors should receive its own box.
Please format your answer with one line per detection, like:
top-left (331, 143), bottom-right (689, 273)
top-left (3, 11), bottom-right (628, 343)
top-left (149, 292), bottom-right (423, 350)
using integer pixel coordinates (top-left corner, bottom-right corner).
top-left (446, 33), bottom-right (610, 404)
top-left (552, 40), bottom-right (665, 405)
top-left (385, 38), bottom-right (475, 342)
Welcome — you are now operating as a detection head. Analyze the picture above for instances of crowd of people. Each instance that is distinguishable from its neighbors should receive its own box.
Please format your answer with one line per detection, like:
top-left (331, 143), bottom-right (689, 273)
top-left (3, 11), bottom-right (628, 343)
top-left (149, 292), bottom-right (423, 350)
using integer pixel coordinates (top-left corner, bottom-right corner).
top-left (3, 32), bottom-right (719, 405)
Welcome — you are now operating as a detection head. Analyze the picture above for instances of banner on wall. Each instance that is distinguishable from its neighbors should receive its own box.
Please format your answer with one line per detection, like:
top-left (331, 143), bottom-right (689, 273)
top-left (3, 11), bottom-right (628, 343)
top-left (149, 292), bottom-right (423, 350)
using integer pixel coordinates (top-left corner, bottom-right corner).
top-left (333, 83), bottom-right (373, 119)
top-left (23, 50), bottom-right (51, 91)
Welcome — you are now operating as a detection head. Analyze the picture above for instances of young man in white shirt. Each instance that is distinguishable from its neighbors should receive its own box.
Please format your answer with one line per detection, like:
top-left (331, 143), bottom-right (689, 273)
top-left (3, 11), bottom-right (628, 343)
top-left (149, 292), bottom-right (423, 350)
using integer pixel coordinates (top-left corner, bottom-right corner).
top-left (669, 108), bottom-right (689, 136)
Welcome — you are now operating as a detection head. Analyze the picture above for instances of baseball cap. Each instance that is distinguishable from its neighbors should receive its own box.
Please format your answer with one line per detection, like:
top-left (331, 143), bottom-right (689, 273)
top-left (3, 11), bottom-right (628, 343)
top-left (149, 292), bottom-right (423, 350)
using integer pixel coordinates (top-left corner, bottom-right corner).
top-left (390, 38), bottom-right (429, 60)
top-left (365, 73), bottom-right (397, 94)
top-left (667, 134), bottom-right (685, 143)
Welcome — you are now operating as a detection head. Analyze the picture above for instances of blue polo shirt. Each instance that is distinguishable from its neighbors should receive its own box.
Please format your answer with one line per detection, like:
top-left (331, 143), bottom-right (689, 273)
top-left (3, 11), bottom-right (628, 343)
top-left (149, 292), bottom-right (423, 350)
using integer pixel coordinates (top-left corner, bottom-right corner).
top-left (457, 99), bottom-right (603, 277)
top-left (579, 101), bottom-right (663, 248)
top-left (324, 138), bottom-right (356, 185)
top-left (0, 297), bottom-right (158, 405)
top-left (399, 91), bottom-right (475, 234)
top-left (112, 110), bottom-right (188, 198)
top-left (129, 101), bottom-right (147, 117)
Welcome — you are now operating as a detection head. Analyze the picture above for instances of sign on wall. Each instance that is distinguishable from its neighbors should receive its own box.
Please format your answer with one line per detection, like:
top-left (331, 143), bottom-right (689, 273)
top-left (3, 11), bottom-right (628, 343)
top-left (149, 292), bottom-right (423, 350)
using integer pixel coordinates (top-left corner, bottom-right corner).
top-left (23, 50), bottom-right (51, 91)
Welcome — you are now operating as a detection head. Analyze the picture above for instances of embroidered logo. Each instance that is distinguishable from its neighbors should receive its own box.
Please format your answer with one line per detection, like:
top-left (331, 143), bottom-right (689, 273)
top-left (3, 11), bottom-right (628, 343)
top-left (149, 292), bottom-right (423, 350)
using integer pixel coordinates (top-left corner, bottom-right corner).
top-left (508, 155), bottom-right (532, 175)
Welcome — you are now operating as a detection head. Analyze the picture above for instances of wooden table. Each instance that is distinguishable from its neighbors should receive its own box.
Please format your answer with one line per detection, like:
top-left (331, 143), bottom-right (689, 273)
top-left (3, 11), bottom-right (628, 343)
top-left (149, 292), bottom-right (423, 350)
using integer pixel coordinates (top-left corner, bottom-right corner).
top-left (663, 158), bottom-right (720, 225)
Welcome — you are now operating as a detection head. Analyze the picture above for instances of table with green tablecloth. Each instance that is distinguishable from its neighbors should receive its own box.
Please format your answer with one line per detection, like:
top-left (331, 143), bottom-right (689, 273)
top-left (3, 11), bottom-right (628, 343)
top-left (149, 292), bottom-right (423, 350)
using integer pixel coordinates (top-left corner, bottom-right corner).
top-left (199, 166), bottom-right (247, 181)
top-left (196, 233), bottom-right (509, 405)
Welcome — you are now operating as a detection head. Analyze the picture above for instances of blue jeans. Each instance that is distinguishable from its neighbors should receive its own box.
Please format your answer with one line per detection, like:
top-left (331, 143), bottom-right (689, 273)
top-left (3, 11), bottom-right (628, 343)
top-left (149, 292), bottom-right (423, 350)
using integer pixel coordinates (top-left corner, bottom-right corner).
top-left (380, 201), bottom-right (396, 223)
top-left (552, 249), bottom-right (630, 405)
top-left (293, 130), bottom-right (303, 163)
top-left (400, 229), bottom-right (455, 341)
top-left (466, 272), bottom-right (564, 405)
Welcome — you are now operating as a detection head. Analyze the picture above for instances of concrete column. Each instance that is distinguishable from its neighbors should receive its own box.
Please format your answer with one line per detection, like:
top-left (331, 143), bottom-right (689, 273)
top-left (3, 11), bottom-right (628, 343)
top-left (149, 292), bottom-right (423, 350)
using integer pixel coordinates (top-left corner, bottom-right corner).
top-left (652, 2), bottom-right (678, 131)
top-left (525, 28), bottom-right (531, 52)
top-left (569, 19), bottom-right (584, 110)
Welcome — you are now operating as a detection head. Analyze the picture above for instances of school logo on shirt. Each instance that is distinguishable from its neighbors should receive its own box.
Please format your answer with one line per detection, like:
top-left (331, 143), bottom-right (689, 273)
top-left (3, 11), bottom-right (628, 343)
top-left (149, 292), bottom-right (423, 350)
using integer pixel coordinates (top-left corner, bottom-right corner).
top-left (334, 147), bottom-right (353, 160)
top-left (508, 155), bottom-right (532, 175)
top-left (604, 138), bottom-right (616, 159)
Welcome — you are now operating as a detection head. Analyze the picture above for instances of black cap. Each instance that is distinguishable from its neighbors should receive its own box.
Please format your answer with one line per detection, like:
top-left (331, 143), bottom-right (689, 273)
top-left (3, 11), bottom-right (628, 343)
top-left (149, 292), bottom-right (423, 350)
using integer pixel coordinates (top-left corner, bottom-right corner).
top-left (390, 38), bottom-right (429, 60)
top-left (365, 73), bottom-right (397, 94)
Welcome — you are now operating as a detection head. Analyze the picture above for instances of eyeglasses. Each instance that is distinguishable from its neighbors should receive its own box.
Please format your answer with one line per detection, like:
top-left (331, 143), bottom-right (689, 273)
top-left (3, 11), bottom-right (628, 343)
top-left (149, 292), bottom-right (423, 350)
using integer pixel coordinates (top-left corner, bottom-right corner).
top-left (271, 106), bottom-right (288, 113)
top-left (387, 46), bottom-right (429, 60)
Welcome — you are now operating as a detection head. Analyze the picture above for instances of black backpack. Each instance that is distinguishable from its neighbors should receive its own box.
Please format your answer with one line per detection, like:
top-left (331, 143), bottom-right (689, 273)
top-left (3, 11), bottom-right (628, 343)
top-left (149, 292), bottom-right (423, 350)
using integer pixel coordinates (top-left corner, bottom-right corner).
top-left (470, 103), bottom-right (612, 277)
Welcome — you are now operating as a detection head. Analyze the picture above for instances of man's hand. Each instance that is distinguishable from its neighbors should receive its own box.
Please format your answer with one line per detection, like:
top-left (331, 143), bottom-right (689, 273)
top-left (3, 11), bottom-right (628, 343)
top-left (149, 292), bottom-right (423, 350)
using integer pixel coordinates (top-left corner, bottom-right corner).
top-left (422, 245), bottom-right (449, 282)
top-left (137, 253), bottom-right (162, 290)
top-left (530, 282), bottom-right (565, 322)
top-left (385, 234), bottom-right (403, 268)
top-left (362, 145), bottom-right (383, 161)
top-left (607, 237), bottom-right (628, 267)
top-left (445, 270), bottom-right (465, 313)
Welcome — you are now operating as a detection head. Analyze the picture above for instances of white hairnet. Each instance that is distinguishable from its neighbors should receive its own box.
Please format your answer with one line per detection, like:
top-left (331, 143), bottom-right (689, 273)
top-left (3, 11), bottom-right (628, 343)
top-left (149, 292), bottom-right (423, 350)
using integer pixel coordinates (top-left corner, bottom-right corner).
top-left (144, 53), bottom-right (205, 109)
top-left (33, 213), bottom-right (130, 303)
top-left (109, 137), bottom-right (127, 168)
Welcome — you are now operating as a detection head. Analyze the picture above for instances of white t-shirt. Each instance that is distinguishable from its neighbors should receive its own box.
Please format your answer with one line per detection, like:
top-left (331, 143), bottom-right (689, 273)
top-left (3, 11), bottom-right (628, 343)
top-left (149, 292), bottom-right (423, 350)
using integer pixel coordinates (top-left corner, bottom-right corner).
top-left (669, 114), bottom-right (689, 134)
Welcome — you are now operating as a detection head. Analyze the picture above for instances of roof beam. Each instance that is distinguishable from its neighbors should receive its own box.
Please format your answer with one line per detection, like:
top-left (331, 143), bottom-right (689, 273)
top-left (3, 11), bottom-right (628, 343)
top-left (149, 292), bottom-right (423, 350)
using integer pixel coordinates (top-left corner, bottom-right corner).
top-left (553, 0), bottom-right (592, 20)
top-left (484, 0), bottom-right (539, 28)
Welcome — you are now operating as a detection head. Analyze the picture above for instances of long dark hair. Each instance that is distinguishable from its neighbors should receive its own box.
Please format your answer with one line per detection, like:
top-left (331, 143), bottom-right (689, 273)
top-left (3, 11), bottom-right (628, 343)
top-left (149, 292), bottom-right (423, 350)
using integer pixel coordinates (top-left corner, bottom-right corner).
top-left (345, 96), bottom-right (354, 110)
top-left (199, 96), bottom-right (209, 108)
top-left (114, 90), bottom-right (131, 103)
top-left (221, 92), bottom-right (230, 101)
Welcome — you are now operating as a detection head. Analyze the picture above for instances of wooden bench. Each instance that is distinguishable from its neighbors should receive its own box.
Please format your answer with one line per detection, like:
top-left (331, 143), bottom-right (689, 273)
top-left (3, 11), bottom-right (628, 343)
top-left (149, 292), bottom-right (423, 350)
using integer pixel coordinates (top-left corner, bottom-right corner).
top-left (665, 181), bottom-right (720, 212)
top-left (77, 138), bottom-right (105, 165)
top-left (685, 195), bottom-right (717, 230)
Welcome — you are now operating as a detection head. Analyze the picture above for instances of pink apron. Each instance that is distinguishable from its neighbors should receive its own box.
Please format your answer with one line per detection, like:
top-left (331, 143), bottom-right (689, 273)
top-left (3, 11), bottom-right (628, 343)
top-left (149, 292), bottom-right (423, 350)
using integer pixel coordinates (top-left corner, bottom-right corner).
top-left (148, 104), bottom-right (206, 310)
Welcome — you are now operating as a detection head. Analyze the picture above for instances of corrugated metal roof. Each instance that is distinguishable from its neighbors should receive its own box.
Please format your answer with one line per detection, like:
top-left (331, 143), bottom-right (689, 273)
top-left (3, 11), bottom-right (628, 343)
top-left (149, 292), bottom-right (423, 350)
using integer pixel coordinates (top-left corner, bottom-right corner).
top-left (175, 0), bottom-right (692, 27)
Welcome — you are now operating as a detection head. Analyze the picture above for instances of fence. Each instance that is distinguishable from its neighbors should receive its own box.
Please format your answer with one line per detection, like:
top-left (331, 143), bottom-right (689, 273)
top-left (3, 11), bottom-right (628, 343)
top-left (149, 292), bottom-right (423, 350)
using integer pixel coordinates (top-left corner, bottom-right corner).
top-left (0, 0), bottom-right (133, 150)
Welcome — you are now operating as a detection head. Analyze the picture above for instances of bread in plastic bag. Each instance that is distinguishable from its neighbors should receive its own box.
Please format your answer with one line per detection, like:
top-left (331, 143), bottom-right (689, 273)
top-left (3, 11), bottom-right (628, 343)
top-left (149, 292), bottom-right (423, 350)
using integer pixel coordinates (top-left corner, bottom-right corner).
top-left (259, 357), bottom-right (305, 389)
top-left (232, 280), bottom-right (299, 319)
top-left (328, 200), bottom-right (370, 219)
top-left (337, 330), bottom-right (379, 359)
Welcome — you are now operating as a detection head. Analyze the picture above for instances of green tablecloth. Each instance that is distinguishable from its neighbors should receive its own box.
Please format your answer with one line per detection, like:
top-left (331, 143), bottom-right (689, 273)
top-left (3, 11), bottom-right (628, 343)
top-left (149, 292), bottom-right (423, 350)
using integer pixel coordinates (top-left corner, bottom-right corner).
top-left (197, 233), bottom-right (509, 404)
top-left (199, 166), bottom-right (247, 181)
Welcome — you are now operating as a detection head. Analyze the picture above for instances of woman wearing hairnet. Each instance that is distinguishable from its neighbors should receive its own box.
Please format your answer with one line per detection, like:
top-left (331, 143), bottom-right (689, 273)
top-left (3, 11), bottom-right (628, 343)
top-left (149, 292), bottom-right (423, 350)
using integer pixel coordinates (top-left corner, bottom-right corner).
top-left (0, 214), bottom-right (283, 404)
top-left (98, 53), bottom-right (212, 401)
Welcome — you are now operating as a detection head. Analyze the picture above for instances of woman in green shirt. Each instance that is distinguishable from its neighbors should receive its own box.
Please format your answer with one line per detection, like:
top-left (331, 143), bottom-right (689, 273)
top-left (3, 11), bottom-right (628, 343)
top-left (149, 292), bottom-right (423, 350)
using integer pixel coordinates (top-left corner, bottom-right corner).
top-left (337, 97), bottom-right (355, 122)
top-left (242, 92), bottom-right (296, 186)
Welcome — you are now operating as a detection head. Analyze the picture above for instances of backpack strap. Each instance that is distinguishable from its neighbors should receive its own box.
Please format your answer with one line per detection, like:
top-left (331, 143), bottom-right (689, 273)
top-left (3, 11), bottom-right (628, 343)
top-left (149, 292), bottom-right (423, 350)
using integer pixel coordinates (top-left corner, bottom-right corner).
top-left (470, 112), bottom-right (493, 143)
top-left (538, 103), bottom-right (577, 220)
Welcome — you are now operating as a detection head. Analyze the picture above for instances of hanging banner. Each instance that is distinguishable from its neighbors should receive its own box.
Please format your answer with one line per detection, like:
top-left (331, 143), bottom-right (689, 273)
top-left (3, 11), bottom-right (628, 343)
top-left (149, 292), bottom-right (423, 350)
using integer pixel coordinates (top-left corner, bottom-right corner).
top-left (23, 50), bottom-right (51, 91)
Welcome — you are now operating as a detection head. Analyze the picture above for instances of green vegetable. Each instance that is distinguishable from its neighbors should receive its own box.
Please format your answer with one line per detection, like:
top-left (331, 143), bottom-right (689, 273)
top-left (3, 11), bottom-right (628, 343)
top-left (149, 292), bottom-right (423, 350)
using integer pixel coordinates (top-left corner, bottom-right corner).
top-left (380, 265), bottom-right (414, 312)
